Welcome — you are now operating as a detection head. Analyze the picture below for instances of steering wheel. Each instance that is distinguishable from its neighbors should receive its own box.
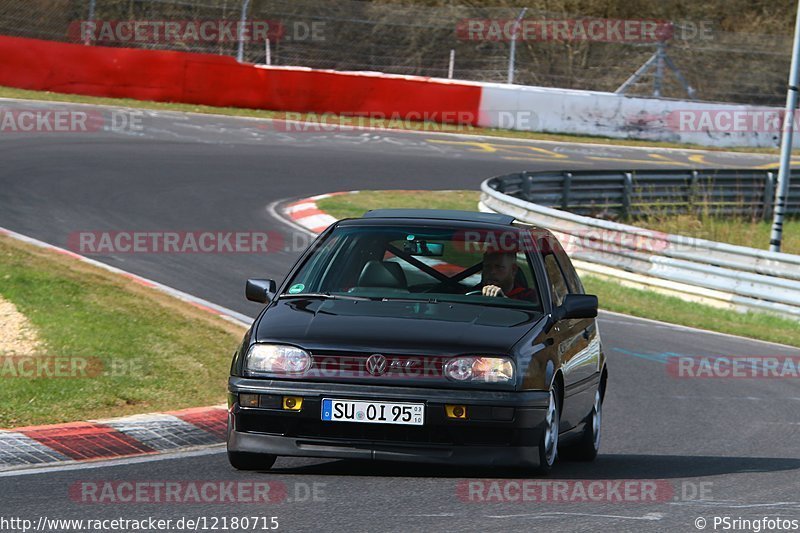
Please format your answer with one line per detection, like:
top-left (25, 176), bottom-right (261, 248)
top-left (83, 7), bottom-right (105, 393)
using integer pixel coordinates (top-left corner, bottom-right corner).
top-left (464, 290), bottom-right (483, 296)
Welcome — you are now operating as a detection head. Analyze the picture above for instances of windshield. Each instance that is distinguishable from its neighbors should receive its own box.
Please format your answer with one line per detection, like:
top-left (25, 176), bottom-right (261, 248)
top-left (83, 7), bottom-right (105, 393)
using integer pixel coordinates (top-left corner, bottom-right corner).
top-left (283, 224), bottom-right (544, 313)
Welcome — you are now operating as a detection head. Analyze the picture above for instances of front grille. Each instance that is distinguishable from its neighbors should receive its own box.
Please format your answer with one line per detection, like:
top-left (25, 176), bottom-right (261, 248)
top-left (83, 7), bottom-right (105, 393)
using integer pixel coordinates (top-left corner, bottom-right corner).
top-left (307, 352), bottom-right (446, 384)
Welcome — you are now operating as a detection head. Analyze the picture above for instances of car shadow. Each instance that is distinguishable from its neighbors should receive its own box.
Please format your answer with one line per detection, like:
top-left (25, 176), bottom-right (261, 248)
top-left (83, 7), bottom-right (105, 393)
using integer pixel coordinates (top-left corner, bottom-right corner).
top-left (265, 454), bottom-right (800, 480)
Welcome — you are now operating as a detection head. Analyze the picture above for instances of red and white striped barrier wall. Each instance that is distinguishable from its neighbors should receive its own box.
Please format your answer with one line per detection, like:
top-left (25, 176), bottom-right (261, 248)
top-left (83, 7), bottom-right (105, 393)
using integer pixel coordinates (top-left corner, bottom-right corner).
top-left (0, 35), bottom-right (789, 148)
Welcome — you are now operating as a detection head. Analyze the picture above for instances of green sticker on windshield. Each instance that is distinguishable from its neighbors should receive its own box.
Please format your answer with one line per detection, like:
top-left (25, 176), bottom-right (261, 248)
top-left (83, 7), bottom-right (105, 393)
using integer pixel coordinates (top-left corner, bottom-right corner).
top-left (406, 234), bottom-right (415, 240)
top-left (288, 283), bottom-right (305, 294)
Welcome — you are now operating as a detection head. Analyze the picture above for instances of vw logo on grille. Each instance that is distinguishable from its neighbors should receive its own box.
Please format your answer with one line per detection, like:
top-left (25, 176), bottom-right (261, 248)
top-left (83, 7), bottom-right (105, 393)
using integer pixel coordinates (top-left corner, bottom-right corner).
top-left (365, 354), bottom-right (388, 376)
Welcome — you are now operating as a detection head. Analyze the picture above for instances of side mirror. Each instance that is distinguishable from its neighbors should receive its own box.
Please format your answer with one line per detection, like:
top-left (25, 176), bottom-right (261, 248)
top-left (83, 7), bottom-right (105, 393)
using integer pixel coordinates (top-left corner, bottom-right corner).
top-left (554, 294), bottom-right (598, 321)
top-left (246, 279), bottom-right (277, 303)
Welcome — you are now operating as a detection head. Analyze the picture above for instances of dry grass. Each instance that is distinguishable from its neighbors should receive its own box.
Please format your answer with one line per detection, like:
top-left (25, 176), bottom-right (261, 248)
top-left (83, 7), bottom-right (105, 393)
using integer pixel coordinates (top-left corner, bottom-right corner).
top-left (0, 235), bottom-right (245, 428)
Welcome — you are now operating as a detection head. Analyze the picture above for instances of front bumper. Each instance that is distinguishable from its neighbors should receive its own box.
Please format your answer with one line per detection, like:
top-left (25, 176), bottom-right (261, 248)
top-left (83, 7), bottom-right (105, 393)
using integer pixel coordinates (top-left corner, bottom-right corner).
top-left (227, 378), bottom-right (550, 467)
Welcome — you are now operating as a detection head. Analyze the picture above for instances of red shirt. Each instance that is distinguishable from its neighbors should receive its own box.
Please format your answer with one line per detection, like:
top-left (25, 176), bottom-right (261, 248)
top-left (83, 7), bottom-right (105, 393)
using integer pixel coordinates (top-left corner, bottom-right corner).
top-left (507, 286), bottom-right (539, 303)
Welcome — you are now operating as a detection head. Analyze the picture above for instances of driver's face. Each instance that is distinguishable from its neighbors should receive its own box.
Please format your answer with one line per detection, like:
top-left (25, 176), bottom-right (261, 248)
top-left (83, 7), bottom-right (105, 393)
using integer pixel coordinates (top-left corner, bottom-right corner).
top-left (481, 253), bottom-right (516, 288)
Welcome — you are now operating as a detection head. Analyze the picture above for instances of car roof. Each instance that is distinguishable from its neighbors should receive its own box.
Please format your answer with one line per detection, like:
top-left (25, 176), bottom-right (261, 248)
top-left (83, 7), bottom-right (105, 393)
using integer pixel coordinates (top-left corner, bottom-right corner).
top-left (337, 209), bottom-right (554, 240)
top-left (362, 209), bottom-right (515, 225)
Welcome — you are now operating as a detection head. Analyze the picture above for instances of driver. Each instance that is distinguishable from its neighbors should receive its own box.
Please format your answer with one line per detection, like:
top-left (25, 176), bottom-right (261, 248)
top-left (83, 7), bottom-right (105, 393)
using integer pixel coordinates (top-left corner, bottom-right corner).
top-left (480, 252), bottom-right (537, 301)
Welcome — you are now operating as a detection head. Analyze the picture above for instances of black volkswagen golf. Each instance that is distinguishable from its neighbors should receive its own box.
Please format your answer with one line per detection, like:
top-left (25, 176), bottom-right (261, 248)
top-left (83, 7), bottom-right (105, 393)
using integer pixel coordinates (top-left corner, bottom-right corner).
top-left (227, 209), bottom-right (607, 472)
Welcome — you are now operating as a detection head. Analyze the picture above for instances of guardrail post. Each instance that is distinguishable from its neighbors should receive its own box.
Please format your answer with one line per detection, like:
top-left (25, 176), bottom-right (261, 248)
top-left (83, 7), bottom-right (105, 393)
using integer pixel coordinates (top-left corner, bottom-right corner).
top-left (689, 170), bottom-right (700, 215)
top-left (520, 171), bottom-right (531, 201)
top-left (761, 172), bottom-right (775, 220)
top-left (763, 171), bottom-right (776, 220)
top-left (622, 172), bottom-right (633, 219)
top-left (562, 172), bottom-right (573, 210)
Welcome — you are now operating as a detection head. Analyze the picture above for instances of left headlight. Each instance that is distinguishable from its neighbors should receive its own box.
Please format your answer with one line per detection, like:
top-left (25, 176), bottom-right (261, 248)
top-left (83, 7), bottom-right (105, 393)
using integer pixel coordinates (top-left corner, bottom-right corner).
top-left (444, 356), bottom-right (515, 383)
top-left (245, 344), bottom-right (311, 375)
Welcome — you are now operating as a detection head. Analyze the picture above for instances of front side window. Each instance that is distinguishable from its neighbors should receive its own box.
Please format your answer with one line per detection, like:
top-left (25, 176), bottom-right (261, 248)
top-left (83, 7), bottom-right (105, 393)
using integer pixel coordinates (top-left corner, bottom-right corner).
top-left (543, 252), bottom-right (569, 308)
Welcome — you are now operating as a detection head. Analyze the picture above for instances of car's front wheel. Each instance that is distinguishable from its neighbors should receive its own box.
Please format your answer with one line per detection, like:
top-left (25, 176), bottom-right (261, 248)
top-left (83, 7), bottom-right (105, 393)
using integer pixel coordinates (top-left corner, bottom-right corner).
top-left (536, 384), bottom-right (561, 474)
top-left (228, 451), bottom-right (277, 471)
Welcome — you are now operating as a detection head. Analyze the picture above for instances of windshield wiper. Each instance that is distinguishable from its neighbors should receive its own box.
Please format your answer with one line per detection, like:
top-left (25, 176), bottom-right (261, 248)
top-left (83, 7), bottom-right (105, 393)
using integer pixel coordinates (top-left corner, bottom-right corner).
top-left (377, 296), bottom-right (439, 303)
top-left (380, 295), bottom-right (539, 311)
top-left (441, 298), bottom-right (540, 311)
top-left (278, 292), bottom-right (372, 302)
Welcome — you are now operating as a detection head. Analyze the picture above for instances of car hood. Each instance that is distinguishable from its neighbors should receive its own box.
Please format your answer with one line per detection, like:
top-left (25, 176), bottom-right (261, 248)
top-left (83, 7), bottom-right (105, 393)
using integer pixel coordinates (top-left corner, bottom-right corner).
top-left (254, 298), bottom-right (542, 355)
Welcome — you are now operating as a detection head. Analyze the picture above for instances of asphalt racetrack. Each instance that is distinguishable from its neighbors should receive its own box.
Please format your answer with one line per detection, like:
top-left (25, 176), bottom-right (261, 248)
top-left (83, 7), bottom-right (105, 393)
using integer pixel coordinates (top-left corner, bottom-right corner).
top-left (1, 99), bottom-right (799, 532)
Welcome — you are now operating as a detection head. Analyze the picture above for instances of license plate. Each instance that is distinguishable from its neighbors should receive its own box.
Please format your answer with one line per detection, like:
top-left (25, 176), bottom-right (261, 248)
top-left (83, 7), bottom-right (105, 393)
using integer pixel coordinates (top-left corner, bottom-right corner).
top-left (321, 399), bottom-right (424, 426)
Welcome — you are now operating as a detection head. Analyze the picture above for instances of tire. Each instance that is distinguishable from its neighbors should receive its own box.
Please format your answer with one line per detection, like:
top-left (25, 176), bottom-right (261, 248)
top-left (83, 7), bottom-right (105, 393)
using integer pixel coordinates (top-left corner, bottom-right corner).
top-left (560, 389), bottom-right (602, 462)
top-left (536, 383), bottom-right (561, 474)
top-left (227, 451), bottom-right (277, 471)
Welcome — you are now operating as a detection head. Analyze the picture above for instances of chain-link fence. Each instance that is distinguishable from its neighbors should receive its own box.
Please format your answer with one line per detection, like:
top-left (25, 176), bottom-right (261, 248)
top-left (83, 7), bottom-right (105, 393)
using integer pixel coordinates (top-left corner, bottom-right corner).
top-left (0, 0), bottom-right (794, 106)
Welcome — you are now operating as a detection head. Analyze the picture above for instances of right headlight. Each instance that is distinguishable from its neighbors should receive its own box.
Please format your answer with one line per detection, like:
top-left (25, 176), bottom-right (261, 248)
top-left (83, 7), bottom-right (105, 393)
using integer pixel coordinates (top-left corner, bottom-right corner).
top-left (245, 344), bottom-right (311, 375)
top-left (444, 356), bottom-right (515, 383)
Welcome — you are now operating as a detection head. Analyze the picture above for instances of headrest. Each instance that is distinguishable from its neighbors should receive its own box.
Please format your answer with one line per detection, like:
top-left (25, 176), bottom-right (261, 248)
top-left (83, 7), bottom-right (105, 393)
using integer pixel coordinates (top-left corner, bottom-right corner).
top-left (358, 260), bottom-right (407, 289)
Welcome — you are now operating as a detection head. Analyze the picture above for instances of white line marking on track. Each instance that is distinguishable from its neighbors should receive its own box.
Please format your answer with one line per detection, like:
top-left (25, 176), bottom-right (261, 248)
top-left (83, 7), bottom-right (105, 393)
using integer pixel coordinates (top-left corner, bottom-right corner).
top-left (484, 511), bottom-right (664, 521)
top-left (670, 501), bottom-right (800, 509)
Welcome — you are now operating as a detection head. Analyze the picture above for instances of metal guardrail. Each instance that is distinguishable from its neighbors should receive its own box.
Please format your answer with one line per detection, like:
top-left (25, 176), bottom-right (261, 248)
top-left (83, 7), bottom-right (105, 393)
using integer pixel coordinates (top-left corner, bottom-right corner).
top-left (481, 171), bottom-right (800, 320)
top-left (491, 169), bottom-right (800, 219)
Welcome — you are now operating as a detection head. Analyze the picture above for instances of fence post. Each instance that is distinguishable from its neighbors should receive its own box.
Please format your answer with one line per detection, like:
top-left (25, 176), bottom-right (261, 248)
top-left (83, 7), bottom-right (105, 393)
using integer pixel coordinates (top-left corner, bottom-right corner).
top-left (622, 172), bottom-right (633, 219)
top-left (84, 0), bottom-right (96, 46)
top-left (237, 0), bottom-right (252, 62)
top-left (654, 42), bottom-right (665, 97)
top-left (507, 7), bottom-right (527, 84)
top-left (561, 172), bottom-right (573, 210)
top-left (448, 49), bottom-right (455, 79)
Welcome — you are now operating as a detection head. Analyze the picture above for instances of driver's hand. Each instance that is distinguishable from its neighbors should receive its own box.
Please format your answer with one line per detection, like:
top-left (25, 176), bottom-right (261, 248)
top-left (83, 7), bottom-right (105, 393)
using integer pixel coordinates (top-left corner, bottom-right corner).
top-left (482, 285), bottom-right (506, 298)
